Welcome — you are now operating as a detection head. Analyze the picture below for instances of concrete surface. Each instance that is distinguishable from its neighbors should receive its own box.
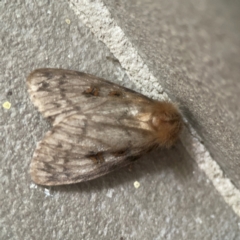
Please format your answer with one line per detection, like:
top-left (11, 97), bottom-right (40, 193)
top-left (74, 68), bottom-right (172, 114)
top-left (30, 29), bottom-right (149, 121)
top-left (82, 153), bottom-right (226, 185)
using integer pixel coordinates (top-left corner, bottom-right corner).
top-left (1, 0), bottom-right (240, 239)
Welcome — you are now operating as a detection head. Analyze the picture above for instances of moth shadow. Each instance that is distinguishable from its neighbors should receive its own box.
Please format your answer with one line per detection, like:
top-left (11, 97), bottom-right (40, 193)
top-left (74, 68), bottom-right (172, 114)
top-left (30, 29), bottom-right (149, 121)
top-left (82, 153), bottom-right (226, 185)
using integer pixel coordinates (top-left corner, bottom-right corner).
top-left (51, 140), bottom-right (195, 193)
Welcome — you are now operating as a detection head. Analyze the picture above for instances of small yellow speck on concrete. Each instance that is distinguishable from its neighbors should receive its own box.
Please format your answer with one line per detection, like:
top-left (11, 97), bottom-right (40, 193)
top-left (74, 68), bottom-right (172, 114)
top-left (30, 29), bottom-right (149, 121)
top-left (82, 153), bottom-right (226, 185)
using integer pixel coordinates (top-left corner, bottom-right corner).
top-left (134, 181), bottom-right (140, 189)
top-left (65, 19), bottom-right (71, 24)
top-left (2, 101), bottom-right (11, 109)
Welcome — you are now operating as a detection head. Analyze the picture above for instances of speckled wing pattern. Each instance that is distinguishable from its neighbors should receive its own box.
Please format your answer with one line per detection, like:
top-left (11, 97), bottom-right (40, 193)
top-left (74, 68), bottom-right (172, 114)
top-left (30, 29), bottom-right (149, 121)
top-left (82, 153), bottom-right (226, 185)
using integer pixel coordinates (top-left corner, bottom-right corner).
top-left (27, 69), bottom-right (158, 186)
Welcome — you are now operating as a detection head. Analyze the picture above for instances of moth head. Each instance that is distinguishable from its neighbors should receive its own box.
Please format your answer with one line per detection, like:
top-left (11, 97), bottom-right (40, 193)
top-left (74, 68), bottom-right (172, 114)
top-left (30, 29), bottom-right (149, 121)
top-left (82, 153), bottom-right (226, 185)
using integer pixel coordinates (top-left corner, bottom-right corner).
top-left (151, 101), bottom-right (183, 147)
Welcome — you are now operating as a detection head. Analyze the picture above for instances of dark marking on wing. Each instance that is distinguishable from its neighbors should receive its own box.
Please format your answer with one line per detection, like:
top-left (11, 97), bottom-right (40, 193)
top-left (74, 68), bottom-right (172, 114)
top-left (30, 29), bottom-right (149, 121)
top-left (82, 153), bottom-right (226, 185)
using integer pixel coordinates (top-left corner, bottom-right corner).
top-left (87, 152), bottom-right (105, 164)
top-left (83, 86), bottom-right (99, 97)
top-left (108, 90), bottom-right (122, 97)
top-left (126, 155), bottom-right (140, 162)
top-left (42, 82), bottom-right (50, 88)
top-left (113, 149), bottom-right (129, 157)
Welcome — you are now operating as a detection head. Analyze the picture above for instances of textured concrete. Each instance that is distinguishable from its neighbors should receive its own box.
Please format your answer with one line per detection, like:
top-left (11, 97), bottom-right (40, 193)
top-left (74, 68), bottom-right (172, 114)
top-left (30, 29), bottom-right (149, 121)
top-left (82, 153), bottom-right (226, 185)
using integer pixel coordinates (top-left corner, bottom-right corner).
top-left (102, 0), bottom-right (240, 188)
top-left (1, 1), bottom-right (240, 239)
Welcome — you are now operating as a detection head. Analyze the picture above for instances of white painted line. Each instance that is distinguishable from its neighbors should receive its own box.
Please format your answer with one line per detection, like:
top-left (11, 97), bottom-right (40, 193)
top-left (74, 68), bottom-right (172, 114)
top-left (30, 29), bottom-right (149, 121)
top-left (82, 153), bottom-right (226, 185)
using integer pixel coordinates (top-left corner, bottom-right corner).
top-left (68, 0), bottom-right (168, 101)
top-left (181, 125), bottom-right (240, 216)
top-left (68, 0), bottom-right (240, 217)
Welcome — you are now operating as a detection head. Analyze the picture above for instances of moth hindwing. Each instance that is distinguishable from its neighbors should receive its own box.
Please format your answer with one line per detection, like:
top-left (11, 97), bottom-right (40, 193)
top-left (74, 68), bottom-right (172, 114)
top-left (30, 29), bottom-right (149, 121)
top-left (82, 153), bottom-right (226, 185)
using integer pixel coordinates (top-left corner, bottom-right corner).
top-left (27, 68), bottom-right (183, 186)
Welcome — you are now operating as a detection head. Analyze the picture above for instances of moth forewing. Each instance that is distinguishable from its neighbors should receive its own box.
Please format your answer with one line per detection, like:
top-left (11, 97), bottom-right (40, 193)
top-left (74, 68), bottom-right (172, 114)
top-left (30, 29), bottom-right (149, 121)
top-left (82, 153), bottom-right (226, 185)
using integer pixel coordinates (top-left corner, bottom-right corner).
top-left (27, 68), bottom-right (183, 186)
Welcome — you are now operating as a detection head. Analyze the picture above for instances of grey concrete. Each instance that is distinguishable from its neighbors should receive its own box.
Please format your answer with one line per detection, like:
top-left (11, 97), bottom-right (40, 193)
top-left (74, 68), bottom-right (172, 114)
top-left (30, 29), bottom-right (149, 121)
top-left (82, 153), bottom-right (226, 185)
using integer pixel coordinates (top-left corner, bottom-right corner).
top-left (0, 1), bottom-right (240, 239)
top-left (103, 0), bottom-right (240, 188)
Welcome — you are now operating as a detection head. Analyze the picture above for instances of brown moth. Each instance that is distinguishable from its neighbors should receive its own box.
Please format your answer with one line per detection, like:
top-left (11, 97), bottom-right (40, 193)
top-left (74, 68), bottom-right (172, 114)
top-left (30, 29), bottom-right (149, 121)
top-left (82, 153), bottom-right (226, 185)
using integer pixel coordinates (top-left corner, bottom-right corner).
top-left (27, 68), bottom-right (183, 186)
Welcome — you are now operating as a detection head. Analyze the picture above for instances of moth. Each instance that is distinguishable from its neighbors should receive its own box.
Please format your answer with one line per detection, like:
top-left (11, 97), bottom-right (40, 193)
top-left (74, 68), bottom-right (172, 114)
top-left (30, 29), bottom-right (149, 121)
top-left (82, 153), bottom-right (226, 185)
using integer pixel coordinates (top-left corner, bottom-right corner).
top-left (27, 68), bottom-right (183, 186)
